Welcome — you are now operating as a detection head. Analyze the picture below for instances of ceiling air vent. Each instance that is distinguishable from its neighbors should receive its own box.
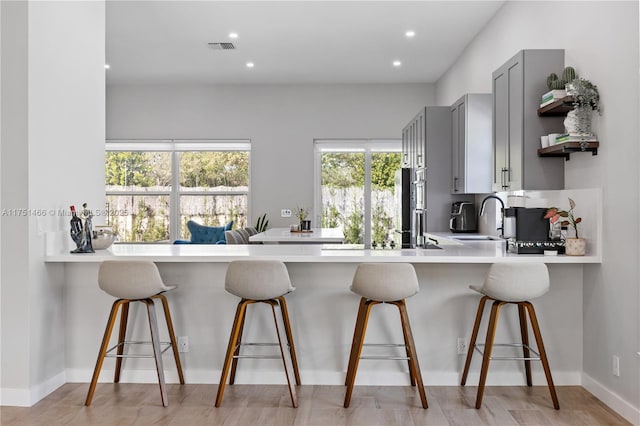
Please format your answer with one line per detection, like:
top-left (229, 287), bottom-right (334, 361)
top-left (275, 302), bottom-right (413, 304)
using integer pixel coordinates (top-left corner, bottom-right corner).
top-left (208, 42), bottom-right (236, 50)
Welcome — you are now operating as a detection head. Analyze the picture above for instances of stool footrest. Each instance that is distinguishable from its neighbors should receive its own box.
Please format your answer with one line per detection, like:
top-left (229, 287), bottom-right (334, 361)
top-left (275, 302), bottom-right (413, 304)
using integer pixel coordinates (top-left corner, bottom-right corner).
top-left (360, 356), bottom-right (410, 360)
top-left (359, 343), bottom-right (409, 361)
top-left (474, 343), bottom-right (541, 361)
top-left (232, 342), bottom-right (292, 361)
top-left (105, 340), bottom-right (172, 359)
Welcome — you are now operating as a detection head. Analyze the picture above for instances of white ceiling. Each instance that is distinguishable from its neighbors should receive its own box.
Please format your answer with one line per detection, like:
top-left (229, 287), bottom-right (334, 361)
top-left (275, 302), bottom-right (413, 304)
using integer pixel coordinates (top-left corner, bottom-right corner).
top-left (106, 1), bottom-right (505, 85)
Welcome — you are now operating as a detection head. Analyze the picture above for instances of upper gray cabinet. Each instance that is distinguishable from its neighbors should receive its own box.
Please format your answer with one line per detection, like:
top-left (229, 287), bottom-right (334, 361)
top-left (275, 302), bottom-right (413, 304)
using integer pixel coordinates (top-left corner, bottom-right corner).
top-left (492, 49), bottom-right (566, 191)
top-left (451, 94), bottom-right (492, 194)
top-left (402, 108), bottom-right (426, 169)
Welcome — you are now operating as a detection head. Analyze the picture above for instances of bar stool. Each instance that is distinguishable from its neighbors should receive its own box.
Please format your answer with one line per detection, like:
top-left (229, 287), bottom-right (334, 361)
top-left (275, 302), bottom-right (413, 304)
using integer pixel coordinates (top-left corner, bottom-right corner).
top-left (344, 263), bottom-right (427, 409)
top-left (215, 260), bottom-right (301, 407)
top-left (461, 262), bottom-right (559, 409)
top-left (85, 261), bottom-right (185, 407)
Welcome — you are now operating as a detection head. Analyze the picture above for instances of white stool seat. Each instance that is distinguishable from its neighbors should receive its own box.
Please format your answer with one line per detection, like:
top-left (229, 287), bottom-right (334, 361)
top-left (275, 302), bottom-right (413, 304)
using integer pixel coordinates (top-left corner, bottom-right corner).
top-left (470, 262), bottom-right (549, 302)
top-left (86, 261), bottom-right (184, 407)
top-left (216, 260), bottom-right (300, 408)
top-left (351, 263), bottom-right (419, 302)
top-left (461, 262), bottom-right (559, 410)
top-left (225, 260), bottom-right (295, 300)
top-left (344, 262), bottom-right (427, 409)
top-left (99, 260), bottom-right (176, 300)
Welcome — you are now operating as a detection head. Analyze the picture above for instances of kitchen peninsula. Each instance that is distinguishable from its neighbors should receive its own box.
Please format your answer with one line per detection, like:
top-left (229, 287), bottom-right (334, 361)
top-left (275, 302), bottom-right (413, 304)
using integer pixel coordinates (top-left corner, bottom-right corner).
top-left (48, 241), bottom-right (597, 389)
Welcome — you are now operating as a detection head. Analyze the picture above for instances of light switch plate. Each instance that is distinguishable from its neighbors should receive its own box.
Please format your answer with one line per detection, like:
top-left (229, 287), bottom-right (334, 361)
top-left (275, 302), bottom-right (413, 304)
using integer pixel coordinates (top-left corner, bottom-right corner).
top-left (281, 209), bottom-right (292, 217)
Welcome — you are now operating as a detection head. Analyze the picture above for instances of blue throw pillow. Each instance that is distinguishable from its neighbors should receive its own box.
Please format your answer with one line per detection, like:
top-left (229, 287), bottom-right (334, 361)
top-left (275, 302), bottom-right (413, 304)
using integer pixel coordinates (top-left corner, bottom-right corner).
top-left (187, 220), bottom-right (233, 244)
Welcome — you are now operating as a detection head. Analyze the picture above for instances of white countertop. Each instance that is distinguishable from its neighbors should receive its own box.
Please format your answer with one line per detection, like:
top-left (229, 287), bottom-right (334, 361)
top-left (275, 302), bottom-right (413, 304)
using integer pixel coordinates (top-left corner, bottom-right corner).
top-left (45, 240), bottom-right (601, 263)
top-left (249, 227), bottom-right (345, 243)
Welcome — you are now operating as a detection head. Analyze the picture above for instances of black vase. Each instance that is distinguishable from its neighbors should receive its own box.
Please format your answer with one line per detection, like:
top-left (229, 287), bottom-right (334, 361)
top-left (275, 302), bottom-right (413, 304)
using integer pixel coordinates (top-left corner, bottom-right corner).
top-left (300, 220), bottom-right (311, 231)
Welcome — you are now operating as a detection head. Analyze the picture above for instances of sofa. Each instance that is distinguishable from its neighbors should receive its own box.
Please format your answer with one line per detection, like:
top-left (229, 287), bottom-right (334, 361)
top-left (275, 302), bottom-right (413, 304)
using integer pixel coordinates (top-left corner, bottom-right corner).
top-left (173, 220), bottom-right (233, 244)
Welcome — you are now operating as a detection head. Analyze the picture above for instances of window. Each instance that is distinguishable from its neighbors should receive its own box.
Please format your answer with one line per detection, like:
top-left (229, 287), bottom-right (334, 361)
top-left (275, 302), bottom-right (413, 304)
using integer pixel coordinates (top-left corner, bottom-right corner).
top-left (314, 140), bottom-right (401, 248)
top-left (105, 140), bottom-right (250, 243)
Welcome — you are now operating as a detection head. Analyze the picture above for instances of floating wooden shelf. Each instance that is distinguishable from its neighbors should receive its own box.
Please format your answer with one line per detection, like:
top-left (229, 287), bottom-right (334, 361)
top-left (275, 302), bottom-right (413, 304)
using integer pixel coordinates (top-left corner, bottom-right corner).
top-left (538, 141), bottom-right (599, 161)
top-left (537, 96), bottom-right (575, 116)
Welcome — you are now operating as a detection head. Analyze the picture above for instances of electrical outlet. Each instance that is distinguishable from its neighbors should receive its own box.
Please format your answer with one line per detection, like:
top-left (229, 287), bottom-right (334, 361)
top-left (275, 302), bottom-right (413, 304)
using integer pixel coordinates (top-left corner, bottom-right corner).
top-left (178, 336), bottom-right (189, 353)
top-left (281, 209), bottom-right (292, 217)
top-left (612, 355), bottom-right (620, 376)
top-left (457, 337), bottom-right (467, 355)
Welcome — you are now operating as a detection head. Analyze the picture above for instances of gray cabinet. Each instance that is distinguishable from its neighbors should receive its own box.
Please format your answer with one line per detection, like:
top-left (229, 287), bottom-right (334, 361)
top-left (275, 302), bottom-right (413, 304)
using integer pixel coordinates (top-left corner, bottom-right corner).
top-left (402, 108), bottom-right (426, 169)
top-left (492, 49), bottom-right (566, 191)
top-left (402, 107), bottom-right (467, 232)
top-left (451, 94), bottom-right (492, 194)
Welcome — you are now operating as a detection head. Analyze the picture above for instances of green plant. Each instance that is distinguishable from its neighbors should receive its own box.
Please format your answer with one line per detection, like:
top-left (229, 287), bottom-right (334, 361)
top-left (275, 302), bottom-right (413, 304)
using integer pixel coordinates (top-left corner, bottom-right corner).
top-left (255, 213), bottom-right (269, 233)
top-left (546, 66), bottom-right (577, 90)
top-left (545, 198), bottom-right (582, 238)
top-left (566, 77), bottom-right (601, 113)
top-left (294, 206), bottom-right (311, 222)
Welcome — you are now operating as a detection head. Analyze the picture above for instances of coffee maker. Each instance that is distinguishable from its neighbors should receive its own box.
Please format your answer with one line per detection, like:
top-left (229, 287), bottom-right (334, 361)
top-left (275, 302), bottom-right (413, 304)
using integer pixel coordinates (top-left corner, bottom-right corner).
top-left (449, 202), bottom-right (477, 233)
top-left (504, 207), bottom-right (565, 254)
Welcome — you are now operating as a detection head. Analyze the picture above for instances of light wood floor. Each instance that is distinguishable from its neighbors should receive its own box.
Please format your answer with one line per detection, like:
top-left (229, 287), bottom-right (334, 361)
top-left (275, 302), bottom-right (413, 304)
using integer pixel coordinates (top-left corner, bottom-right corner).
top-left (1, 384), bottom-right (631, 425)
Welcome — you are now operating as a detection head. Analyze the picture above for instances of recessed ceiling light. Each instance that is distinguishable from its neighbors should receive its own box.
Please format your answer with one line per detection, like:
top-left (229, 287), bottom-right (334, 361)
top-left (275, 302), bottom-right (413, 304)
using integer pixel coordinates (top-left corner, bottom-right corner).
top-left (104, 64), bottom-right (110, 69)
top-left (393, 60), bottom-right (402, 67)
top-left (405, 31), bottom-right (415, 38)
top-left (246, 62), bottom-right (255, 68)
top-left (229, 32), bottom-right (238, 39)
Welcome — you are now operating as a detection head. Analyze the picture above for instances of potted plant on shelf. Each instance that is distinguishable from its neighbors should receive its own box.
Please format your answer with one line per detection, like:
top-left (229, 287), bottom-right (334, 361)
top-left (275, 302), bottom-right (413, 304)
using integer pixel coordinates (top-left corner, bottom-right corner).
top-left (545, 198), bottom-right (585, 256)
top-left (295, 206), bottom-right (312, 231)
top-left (564, 77), bottom-right (601, 140)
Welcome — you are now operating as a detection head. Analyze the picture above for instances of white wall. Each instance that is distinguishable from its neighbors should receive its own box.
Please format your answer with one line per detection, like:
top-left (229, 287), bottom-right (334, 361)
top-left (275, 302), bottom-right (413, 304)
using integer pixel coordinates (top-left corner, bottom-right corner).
top-left (0, 1), bottom-right (105, 406)
top-left (436, 1), bottom-right (639, 422)
top-left (107, 83), bottom-right (435, 227)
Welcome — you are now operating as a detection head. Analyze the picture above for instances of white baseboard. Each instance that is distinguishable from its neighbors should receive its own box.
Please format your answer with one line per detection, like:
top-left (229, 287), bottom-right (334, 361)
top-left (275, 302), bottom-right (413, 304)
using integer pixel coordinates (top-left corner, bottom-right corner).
top-left (64, 368), bottom-right (581, 386)
top-left (582, 373), bottom-right (640, 425)
top-left (0, 371), bottom-right (66, 407)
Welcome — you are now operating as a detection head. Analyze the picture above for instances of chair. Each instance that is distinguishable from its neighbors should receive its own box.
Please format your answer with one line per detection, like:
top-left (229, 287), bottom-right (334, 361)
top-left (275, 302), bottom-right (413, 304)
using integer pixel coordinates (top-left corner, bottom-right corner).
top-left (461, 262), bottom-right (559, 409)
top-left (236, 228), bottom-right (250, 243)
top-left (85, 261), bottom-right (185, 407)
top-left (216, 260), bottom-right (301, 407)
top-left (344, 263), bottom-right (427, 409)
top-left (224, 230), bottom-right (242, 245)
top-left (173, 220), bottom-right (233, 244)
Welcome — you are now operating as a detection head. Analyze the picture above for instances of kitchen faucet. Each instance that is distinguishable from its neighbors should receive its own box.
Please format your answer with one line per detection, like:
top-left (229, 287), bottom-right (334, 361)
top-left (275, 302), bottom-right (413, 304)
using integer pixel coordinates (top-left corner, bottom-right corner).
top-left (480, 195), bottom-right (505, 238)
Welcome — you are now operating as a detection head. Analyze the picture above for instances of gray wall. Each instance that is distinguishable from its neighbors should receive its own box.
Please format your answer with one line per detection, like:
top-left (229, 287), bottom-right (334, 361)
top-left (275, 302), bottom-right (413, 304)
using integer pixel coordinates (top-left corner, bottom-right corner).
top-left (436, 1), bottom-right (639, 421)
top-left (0, 1), bottom-right (105, 404)
top-left (107, 83), bottom-right (435, 227)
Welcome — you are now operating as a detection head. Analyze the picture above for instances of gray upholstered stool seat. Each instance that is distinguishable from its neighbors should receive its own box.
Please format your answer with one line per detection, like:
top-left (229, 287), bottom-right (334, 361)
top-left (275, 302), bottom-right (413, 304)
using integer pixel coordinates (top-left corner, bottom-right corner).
top-left (85, 261), bottom-right (185, 407)
top-left (216, 260), bottom-right (300, 408)
top-left (344, 263), bottom-right (427, 409)
top-left (461, 262), bottom-right (559, 410)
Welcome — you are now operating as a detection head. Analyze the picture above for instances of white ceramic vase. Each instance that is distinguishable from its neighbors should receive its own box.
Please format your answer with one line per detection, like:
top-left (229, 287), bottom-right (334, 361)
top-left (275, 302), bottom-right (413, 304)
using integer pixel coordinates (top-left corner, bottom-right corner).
top-left (565, 237), bottom-right (586, 256)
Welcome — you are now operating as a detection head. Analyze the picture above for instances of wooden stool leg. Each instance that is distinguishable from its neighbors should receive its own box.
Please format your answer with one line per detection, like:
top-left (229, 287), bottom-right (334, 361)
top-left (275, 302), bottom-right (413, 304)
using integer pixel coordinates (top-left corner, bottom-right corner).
top-left (344, 300), bottom-right (377, 408)
top-left (215, 300), bottom-right (249, 407)
top-left (476, 300), bottom-right (505, 409)
top-left (345, 297), bottom-right (367, 386)
top-left (461, 296), bottom-right (489, 386)
top-left (154, 294), bottom-right (185, 385)
top-left (277, 296), bottom-right (301, 385)
top-left (268, 299), bottom-right (298, 408)
top-left (229, 310), bottom-right (246, 385)
top-left (114, 301), bottom-right (129, 383)
top-left (524, 302), bottom-right (560, 409)
top-left (399, 307), bottom-right (416, 386)
top-left (143, 298), bottom-right (168, 407)
top-left (518, 303), bottom-right (532, 386)
top-left (395, 300), bottom-right (428, 409)
top-left (86, 299), bottom-right (126, 406)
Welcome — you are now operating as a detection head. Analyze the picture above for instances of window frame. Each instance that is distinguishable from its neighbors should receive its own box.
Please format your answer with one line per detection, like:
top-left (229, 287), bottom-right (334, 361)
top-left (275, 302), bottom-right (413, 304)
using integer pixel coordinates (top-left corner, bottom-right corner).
top-left (313, 139), bottom-right (401, 248)
top-left (106, 139), bottom-right (251, 243)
